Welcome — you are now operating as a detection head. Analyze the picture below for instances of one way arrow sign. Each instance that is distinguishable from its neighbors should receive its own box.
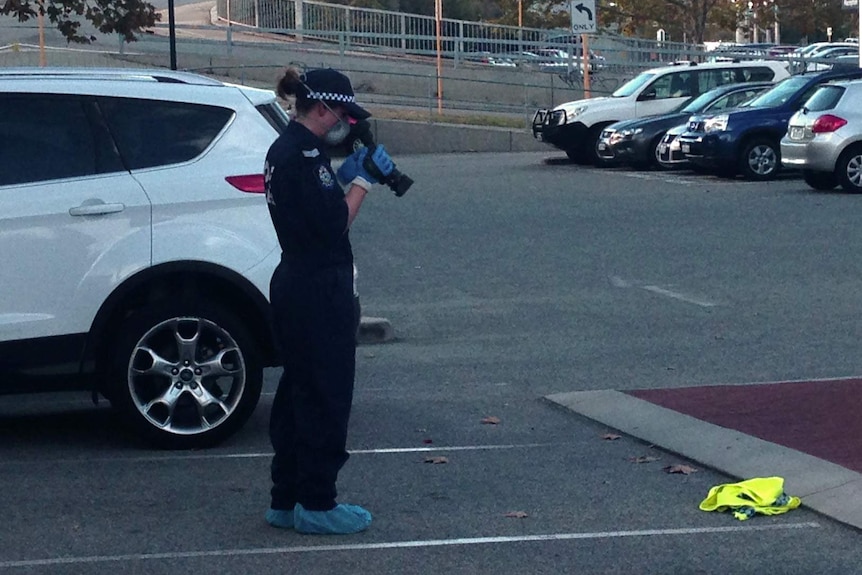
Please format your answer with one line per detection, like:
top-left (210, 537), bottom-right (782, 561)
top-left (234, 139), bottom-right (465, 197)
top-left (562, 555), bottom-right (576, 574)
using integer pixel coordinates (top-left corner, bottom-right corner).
top-left (570, 0), bottom-right (597, 34)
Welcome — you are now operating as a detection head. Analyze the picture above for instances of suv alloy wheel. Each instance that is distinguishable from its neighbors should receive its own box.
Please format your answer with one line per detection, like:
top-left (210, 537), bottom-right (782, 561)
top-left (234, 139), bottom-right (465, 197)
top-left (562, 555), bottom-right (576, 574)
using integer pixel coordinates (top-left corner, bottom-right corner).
top-left (109, 301), bottom-right (263, 449)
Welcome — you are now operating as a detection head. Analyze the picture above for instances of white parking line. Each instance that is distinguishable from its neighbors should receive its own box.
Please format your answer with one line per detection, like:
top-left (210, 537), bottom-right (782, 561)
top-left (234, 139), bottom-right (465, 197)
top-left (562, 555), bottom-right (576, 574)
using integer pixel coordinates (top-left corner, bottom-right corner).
top-left (642, 285), bottom-right (718, 308)
top-left (3, 443), bottom-right (554, 466)
top-left (0, 522), bottom-right (820, 569)
top-left (610, 276), bottom-right (718, 308)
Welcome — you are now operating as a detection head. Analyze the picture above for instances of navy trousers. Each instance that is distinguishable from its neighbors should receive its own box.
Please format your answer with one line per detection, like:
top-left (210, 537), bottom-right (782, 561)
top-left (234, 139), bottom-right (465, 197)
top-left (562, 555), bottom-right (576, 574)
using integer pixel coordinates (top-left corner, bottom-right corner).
top-left (269, 262), bottom-right (357, 511)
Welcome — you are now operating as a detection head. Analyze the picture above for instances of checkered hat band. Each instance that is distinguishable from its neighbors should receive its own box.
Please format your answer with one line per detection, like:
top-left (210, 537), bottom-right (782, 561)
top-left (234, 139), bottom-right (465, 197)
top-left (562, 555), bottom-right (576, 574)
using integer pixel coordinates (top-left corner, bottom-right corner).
top-left (308, 91), bottom-right (356, 103)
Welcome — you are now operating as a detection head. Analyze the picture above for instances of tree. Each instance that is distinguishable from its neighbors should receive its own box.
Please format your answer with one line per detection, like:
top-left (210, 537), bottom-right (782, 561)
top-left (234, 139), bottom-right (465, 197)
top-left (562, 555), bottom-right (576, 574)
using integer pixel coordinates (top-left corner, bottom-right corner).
top-left (770, 0), bottom-right (848, 43)
top-left (600, 0), bottom-right (737, 43)
top-left (490, 0), bottom-right (570, 28)
top-left (1, 0), bottom-right (160, 43)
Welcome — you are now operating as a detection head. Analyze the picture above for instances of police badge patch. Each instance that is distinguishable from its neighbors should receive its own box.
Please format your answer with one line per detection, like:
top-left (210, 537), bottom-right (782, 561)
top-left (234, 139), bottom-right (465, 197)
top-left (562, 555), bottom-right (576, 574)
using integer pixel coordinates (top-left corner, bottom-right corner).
top-left (318, 164), bottom-right (335, 189)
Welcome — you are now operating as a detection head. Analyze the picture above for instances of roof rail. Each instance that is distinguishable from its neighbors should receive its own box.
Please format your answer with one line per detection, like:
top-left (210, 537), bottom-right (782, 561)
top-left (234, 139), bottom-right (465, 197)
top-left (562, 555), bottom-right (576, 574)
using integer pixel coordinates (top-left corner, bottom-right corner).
top-left (0, 67), bottom-right (223, 86)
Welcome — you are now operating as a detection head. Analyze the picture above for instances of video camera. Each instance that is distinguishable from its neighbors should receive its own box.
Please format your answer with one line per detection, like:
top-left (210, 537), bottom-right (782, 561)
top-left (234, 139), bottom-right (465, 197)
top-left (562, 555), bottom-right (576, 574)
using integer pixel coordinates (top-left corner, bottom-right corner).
top-left (346, 120), bottom-right (414, 197)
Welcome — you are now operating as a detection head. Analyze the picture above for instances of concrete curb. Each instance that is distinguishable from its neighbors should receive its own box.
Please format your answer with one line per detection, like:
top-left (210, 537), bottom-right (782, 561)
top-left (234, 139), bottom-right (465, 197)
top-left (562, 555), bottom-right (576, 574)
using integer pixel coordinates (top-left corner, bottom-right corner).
top-left (545, 389), bottom-right (862, 531)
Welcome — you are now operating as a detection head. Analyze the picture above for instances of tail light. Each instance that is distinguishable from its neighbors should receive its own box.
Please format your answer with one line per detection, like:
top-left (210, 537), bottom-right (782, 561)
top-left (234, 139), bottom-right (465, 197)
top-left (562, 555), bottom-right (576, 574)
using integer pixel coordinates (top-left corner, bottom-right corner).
top-left (811, 114), bottom-right (848, 134)
top-left (225, 174), bottom-right (265, 193)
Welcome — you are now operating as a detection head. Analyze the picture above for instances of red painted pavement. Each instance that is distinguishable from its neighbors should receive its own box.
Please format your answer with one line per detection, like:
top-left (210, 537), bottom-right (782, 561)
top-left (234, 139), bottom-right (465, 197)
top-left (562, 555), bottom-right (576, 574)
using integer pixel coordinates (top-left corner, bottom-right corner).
top-left (628, 378), bottom-right (862, 474)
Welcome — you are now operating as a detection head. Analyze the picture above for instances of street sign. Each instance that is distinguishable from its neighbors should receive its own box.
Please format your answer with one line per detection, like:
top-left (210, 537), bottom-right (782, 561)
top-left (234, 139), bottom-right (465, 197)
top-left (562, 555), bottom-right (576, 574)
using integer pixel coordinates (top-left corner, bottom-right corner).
top-left (843, 0), bottom-right (858, 11)
top-left (571, 0), bottom-right (597, 34)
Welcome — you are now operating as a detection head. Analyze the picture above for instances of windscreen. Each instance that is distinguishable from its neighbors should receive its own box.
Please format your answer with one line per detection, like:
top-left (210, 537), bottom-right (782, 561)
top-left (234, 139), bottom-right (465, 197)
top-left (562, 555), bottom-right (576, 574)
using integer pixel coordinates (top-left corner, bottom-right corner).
top-left (612, 72), bottom-right (656, 97)
top-left (680, 91), bottom-right (722, 113)
top-left (742, 76), bottom-right (809, 108)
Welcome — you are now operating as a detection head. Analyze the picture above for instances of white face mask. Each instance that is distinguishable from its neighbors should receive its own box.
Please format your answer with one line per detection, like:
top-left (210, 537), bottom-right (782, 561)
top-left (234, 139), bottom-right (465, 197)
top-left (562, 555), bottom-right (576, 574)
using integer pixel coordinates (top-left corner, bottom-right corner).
top-left (320, 100), bottom-right (351, 146)
top-left (323, 117), bottom-right (351, 146)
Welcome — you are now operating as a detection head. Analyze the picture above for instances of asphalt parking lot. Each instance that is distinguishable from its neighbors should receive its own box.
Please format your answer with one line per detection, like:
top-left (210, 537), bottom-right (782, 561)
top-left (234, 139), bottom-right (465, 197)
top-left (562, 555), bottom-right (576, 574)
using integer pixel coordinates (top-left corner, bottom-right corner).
top-left (4, 152), bottom-right (862, 574)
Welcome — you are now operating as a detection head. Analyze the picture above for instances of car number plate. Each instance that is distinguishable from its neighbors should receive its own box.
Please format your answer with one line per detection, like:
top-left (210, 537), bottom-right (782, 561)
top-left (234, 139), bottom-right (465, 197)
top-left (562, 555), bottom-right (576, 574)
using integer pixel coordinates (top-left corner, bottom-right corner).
top-left (597, 142), bottom-right (607, 151)
top-left (790, 126), bottom-right (804, 140)
top-left (681, 143), bottom-right (690, 153)
top-left (658, 144), bottom-right (668, 154)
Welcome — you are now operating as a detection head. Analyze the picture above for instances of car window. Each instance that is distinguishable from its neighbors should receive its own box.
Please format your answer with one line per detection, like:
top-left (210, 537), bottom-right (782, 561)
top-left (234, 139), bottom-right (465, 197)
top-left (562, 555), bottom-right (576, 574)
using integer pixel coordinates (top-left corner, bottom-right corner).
top-left (646, 71), bottom-right (695, 100)
top-left (698, 69), bottom-right (737, 92)
top-left (99, 97), bottom-right (233, 170)
top-left (256, 102), bottom-right (290, 135)
top-left (0, 94), bottom-right (101, 187)
top-left (793, 83), bottom-right (828, 109)
top-left (744, 75), bottom-right (809, 107)
top-left (803, 85), bottom-right (846, 111)
top-left (741, 67), bottom-right (776, 81)
top-left (681, 89), bottom-right (723, 113)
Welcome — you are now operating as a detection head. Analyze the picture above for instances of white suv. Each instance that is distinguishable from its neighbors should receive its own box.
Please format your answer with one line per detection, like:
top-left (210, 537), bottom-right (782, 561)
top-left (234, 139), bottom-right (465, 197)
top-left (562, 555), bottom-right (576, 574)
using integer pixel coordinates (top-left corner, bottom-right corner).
top-left (532, 60), bottom-right (790, 165)
top-left (0, 68), bottom-right (290, 449)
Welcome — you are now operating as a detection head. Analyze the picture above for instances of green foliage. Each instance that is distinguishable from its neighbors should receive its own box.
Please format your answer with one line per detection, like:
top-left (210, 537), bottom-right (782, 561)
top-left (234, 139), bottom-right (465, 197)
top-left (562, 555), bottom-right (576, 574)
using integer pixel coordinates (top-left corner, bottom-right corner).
top-left (1, 0), bottom-right (160, 43)
top-left (599, 0), bottom-right (738, 44)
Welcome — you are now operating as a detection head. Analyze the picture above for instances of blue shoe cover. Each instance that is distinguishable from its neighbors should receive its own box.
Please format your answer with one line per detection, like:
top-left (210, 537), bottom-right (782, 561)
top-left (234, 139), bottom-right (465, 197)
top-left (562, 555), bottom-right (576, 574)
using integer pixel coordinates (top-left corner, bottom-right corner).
top-left (265, 507), bottom-right (295, 529)
top-left (294, 503), bottom-right (372, 534)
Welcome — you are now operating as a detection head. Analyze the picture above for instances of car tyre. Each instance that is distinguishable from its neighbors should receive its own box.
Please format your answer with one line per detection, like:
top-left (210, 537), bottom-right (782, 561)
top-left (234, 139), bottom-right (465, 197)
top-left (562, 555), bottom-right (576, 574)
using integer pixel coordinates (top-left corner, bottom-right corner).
top-left (108, 301), bottom-right (263, 449)
top-left (836, 145), bottom-right (862, 193)
top-left (802, 169), bottom-right (837, 191)
top-left (565, 148), bottom-right (590, 164)
top-left (739, 138), bottom-right (780, 181)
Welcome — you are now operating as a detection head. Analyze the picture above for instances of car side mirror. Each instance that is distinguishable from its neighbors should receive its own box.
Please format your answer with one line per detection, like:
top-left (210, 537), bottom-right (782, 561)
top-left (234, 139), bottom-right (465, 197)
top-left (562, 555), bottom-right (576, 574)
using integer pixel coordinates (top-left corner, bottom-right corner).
top-left (638, 89), bottom-right (657, 102)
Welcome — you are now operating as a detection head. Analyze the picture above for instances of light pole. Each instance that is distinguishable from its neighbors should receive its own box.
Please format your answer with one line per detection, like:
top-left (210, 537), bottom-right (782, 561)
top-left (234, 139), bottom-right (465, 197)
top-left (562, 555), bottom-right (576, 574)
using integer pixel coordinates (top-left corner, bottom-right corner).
top-left (773, 1), bottom-right (780, 45)
top-left (435, 0), bottom-right (443, 115)
top-left (518, 0), bottom-right (523, 27)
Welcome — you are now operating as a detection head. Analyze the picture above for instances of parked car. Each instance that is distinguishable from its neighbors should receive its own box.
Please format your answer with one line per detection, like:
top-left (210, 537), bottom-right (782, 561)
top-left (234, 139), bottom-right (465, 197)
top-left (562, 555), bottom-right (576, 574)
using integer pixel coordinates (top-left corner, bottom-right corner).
top-left (0, 68), bottom-right (294, 449)
top-left (781, 79), bottom-right (862, 191)
top-left (675, 68), bottom-right (862, 180)
top-left (806, 46), bottom-right (859, 71)
top-left (465, 51), bottom-right (517, 67)
top-left (827, 54), bottom-right (861, 71)
top-left (598, 82), bottom-right (772, 169)
top-left (790, 42), bottom-right (859, 73)
top-left (531, 60), bottom-right (789, 165)
top-left (657, 122), bottom-right (698, 169)
top-left (516, 48), bottom-right (604, 73)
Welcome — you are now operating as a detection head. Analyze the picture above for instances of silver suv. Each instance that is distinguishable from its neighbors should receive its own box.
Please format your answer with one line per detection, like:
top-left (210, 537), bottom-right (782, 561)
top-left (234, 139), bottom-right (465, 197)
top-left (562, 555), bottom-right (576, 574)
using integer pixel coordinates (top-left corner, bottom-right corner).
top-left (0, 68), bottom-right (289, 449)
top-left (781, 79), bottom-right (862, 191)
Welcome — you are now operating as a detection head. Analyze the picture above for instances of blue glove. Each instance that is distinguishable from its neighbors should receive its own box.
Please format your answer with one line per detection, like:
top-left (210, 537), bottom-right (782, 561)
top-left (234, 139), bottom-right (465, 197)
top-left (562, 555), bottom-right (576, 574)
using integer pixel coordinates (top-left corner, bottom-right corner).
top-left (369, 145), bottom-right (395, 178)
top-left (336, 147), bottom-right (375, 187)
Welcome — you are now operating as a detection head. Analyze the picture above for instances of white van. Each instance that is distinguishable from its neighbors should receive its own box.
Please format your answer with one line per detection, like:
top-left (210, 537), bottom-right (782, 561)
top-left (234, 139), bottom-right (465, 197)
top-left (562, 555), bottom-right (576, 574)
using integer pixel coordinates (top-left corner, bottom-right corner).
top-left (531, 60), bottom-right (790, 164)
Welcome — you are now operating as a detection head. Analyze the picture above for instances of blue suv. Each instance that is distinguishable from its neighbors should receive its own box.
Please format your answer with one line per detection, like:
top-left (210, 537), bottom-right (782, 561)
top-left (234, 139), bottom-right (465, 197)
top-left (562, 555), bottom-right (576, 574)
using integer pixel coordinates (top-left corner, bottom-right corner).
top-left (677, 68), bottom-right (862, 180)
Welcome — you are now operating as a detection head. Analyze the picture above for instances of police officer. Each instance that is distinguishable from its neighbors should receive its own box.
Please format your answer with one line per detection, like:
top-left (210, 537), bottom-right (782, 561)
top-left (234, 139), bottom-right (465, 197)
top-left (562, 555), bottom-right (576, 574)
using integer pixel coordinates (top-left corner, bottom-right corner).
top-left (264, 67), bottom-right (394, 535)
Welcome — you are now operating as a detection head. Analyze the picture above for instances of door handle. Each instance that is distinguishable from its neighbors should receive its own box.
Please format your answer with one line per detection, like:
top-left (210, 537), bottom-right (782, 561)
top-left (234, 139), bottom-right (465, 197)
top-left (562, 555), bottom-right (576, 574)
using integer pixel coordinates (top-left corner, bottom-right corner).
top-left (69, 201), bottom-right (126, 216)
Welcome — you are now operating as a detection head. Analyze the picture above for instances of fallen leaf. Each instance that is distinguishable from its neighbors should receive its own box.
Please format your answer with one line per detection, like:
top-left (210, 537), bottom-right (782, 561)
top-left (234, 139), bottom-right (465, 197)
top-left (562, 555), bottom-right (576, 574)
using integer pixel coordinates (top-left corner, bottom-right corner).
top-left (664, 464), bottom-right (698, 475)
top-left (601, 433), bottom-right (621, 441)
top-left (628, 455), bottom-right (661, 464)
top-left (481, 416), bottom-right (501, 425)
top-left (504, 511), bottom-right (529, 518)
top-left (424, 456), bottom-right (448, 464)
top-left (422, 438), bottom-right (433, 444)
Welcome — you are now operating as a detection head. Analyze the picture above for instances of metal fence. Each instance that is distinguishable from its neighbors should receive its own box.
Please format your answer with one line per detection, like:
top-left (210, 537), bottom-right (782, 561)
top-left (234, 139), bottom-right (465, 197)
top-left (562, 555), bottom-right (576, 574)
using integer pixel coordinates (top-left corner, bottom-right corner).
top-left (214, 0), bottom-right (706, 69)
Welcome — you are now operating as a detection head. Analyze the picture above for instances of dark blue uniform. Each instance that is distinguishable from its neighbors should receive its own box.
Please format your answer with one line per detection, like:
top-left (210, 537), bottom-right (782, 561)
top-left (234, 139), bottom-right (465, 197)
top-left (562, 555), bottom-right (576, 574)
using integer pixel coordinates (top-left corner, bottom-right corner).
top-left (265, 120), bottom-right (358, 512)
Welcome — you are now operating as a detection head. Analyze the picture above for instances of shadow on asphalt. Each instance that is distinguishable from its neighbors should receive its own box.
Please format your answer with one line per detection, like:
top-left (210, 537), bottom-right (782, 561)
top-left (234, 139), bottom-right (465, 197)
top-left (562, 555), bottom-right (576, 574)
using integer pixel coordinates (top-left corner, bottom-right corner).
top-left (0, 404), bottom-right (140, 451)
top-left (540, 156), bottom-right (815, 184)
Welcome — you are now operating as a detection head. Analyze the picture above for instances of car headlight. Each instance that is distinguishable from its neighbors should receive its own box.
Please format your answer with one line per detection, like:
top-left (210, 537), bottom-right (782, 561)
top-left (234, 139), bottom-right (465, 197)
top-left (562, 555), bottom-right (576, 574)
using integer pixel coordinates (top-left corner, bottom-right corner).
top-left (704, 115), bottom-right (729, 134)
top-left (619, 128), bottom-right (643, 139)
top-left (565, 106), bottom-right (588, 121)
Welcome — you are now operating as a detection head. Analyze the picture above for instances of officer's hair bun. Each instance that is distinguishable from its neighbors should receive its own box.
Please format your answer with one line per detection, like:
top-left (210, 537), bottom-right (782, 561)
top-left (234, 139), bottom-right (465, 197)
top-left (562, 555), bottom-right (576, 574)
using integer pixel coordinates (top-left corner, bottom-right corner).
top-left (276, 67), bottom-right (304, 100)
